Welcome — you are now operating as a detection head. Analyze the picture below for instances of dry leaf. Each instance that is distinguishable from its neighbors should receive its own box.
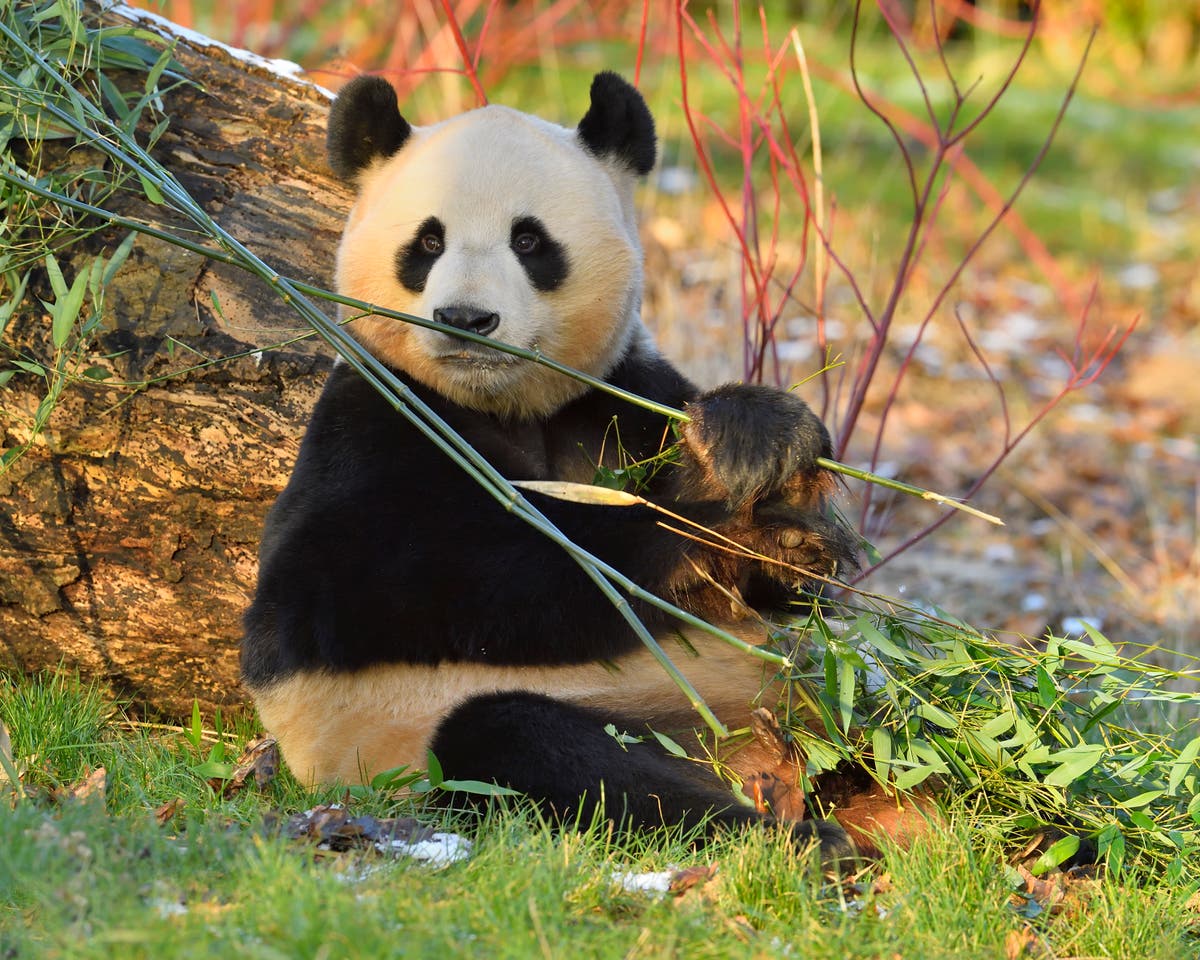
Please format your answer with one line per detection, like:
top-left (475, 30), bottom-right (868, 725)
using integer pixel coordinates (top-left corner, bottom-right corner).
top-left (1004, 926), bottom-right (1045, 959)
top-left (1186, 889), bottom-right (1200, 914)
top-left (870, 872), bottom-right (894, 895)
top-left (155, 797), bottom-right (184, 825)
top-left (1012, 832), bottom-right (1047, 863)
top-left (668, 863), bottom-right (717, 895)
top-left (67, 766), bottom-right (106, 805)
top-left (740, 708), bottom-right (807, 820)
top-left (511, 480), bottom-right (642, 506)
top-left (215, 736), bottom-right (279, 796)
top-left (283, 803), bottom-right (434, 850)
top-left (1011, 864), bottom-right (1066, 915)
top-left (723, 914), bottom-right (757, 942)
top-left (0, 720), bottom-right (12, 783)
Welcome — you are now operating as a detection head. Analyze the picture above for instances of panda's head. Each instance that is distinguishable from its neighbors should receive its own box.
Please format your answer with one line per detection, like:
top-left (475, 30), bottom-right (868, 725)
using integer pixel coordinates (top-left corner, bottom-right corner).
top-left (327, 72), bottom-right (657, 419)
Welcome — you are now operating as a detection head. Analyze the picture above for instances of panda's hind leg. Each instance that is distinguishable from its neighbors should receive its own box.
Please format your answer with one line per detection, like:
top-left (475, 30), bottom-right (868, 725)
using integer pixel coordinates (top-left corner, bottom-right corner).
top-left (430, 691), bottom-right (745, 831)
top-left (428, 691), bottom-right (855, 866)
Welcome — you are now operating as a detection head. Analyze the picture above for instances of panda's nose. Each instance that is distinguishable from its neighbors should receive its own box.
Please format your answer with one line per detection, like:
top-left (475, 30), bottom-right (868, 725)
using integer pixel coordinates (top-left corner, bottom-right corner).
top-left (434, 306), bottom-right (500, 338)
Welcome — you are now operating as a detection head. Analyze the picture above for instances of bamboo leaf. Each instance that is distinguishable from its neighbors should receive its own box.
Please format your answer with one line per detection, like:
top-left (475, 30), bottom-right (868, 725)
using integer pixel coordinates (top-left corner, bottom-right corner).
top-left (1167, 735), bottom-right (1200, 795)
top-left (0, 270), bottom-right (29, 336)
top-left (424, 749), bottom-right (444, 788)
top-left (1031, 834), bottom-right (1080, 875)
top-left (11, 359), bottom-right (45, 376)
top-left (137, 172), bottom-right (164, 204)
top-left (964, 730), bottom-right (1008, 768)
top-left (1043, 744), bottom-right (1105, 788)
top-left (44, 252), bottom-right (67, 300)
top-left (1119, 790), bottom-right (1165, 810)
top-left (1097, 823), bottom-right (1126, 873)
top-left (838, 654), bottom-right (855, 733)
top-left (650, 730), bottom-right (688, 758)
top-left (871, 726), bottom-right (893, 783)
top-left (50, 262), bottom-right (89, 348)
top-left (101, 231), bottom-right (137, 287)
top-left (1035, 667), bottom-right (1058, 709)
top-left (439, 778), bottom-right (521, 796)
top-left (978, 711), bottom-right (1015, 739)
top-left (917, 702), bottom-right (958, 730)
top-left (894, 763), bottom-right (937, 790)
top-left (854, 616), bottom-right (917, 663)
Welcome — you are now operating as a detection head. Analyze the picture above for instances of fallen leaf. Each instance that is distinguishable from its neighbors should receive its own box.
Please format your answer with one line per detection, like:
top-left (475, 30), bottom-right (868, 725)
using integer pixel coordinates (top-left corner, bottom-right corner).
top-left (741, 709), bottom-right (808, 820)
top-left (1012, 832), bottom-right (1047, 863)
top-left (1010, 864), bottom-right (1066, 916)
top-left (723, 914), bottom-right (756, 942)
top-left (278, 804), bottom-right (472, 867)
top-left (214, 736), bottom-right (278, 796)
top-left (66, 766), bottom-right (106, 805)
top-left (0, 719), bottom-right (13, 783)
top-left (155, 797), bottom-right (184, 825)
top-left (668, 863), bottom-right (717, 895)
top-left (1004, 926), bottom-right (1046, 959)
top-left (870, 872), bottom-right (894, 895)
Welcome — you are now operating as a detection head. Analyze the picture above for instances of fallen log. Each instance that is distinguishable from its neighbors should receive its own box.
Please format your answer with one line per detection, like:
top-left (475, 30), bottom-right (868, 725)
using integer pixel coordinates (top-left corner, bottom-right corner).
top-left (0, 6), bottom-right (346, 714)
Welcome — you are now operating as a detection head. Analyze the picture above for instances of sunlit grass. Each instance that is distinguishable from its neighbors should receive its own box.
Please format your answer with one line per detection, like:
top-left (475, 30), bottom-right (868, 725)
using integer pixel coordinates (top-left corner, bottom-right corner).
top-left (2, 672), bottom-right (1196, 959)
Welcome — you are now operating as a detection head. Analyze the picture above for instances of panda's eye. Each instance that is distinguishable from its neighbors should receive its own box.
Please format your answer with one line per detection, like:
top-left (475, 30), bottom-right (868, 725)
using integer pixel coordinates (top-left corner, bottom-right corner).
top-left (512, 232), bottom-right (540, 256)
top-left (510, 215), bottom-right (567, 292)
top-left (397, 216), bottom-right (445, 293)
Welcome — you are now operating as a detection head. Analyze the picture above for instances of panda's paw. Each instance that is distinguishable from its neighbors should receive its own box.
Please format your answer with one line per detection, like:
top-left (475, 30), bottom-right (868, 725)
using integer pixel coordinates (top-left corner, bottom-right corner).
top-left (702, 506), bottom-right (856, 599)
top-left (756, 505), bottom-right (859, 579)
top-left (781, 818), bottom-right (860, 875)
top-left (683, 384), bottom-right (832, 509)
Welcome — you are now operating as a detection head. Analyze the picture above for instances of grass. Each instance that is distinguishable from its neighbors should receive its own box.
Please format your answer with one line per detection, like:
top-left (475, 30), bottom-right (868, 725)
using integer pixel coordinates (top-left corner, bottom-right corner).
top-left (1, 672), bottom-right (1197, 959)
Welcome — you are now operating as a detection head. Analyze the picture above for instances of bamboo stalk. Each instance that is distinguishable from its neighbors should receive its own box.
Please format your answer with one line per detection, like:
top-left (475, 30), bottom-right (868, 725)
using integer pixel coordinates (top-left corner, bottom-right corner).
top-left (0, 132), bottom-right (1003, 528)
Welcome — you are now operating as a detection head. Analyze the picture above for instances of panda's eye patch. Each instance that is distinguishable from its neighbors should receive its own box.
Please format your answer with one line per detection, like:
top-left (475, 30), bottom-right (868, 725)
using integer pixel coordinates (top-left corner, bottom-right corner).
top-left (510, 216), bottom-right (568, 292)
top-left (396, 216), bottom-right (445, 293)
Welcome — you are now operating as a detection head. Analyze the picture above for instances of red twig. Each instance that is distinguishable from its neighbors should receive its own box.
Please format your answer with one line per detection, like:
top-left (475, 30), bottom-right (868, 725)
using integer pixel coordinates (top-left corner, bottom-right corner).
top-left (862, 298), bottom-right (1137, 574)
top-left (438, 0), bottom-right (488, 105)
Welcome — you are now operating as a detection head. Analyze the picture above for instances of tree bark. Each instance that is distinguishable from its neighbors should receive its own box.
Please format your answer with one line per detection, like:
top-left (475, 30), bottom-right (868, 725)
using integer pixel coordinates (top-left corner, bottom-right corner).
top-left (0, 10), bottom-right (348, 715)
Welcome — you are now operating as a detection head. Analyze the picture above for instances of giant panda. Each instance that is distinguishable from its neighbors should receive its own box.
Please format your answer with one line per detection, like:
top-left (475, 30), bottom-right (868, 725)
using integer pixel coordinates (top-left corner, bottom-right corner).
top-left (242, 72), bottom-right (914, 865)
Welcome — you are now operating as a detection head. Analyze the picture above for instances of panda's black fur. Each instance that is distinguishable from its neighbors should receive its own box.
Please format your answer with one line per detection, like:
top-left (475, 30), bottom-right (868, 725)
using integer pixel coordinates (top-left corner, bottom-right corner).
top-left (243, 73), bottom-right (863, 864)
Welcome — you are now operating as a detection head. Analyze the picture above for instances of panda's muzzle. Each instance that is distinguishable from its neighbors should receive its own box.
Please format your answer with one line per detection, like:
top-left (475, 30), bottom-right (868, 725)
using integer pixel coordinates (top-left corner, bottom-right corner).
top-left (434, 305), bottom-right (500, 339)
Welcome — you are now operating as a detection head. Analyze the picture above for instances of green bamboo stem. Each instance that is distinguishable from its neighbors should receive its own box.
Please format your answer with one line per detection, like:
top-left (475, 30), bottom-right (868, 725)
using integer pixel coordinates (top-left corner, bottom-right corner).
top-left (0, 141), bottom-right (1004, 529)
top-left (3, 22), bottom-right (995, 739)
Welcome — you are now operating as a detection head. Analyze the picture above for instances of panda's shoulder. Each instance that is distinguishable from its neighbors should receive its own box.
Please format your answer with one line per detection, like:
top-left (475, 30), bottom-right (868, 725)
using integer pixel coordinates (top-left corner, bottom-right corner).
top-left (288, 364), bottom-right (418, 484)
top-left (309, 362), bottom-right (392, 425)
top-left (604, 337), bottom-right (697, 408)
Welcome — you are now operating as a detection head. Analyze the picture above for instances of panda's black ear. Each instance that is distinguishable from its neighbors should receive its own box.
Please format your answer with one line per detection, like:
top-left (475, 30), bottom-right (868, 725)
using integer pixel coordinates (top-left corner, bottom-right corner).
top-left (327, 76), bottom-right (412, 182)
top-left (576, 71), bottom-right (656, 177)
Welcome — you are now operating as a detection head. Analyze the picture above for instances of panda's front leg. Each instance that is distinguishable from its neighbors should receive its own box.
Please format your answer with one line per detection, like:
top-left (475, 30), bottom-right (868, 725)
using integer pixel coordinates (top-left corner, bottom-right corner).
top-left (672, 383), bottom-right (858, 603)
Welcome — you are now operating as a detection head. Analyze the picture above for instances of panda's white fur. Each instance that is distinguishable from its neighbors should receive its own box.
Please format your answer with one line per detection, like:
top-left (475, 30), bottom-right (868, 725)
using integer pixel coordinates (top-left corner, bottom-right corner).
top-left (337, 104), bottom-right (649, 419)
top-left (255, 628), bottom-right (779, 786)
top-left (243, 73), bottom-right (860, 861)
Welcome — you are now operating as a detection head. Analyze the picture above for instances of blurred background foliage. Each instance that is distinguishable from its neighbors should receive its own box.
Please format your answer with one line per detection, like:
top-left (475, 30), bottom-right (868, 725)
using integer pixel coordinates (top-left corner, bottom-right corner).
top-left (125, 0), bottom-right (1200, 263)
